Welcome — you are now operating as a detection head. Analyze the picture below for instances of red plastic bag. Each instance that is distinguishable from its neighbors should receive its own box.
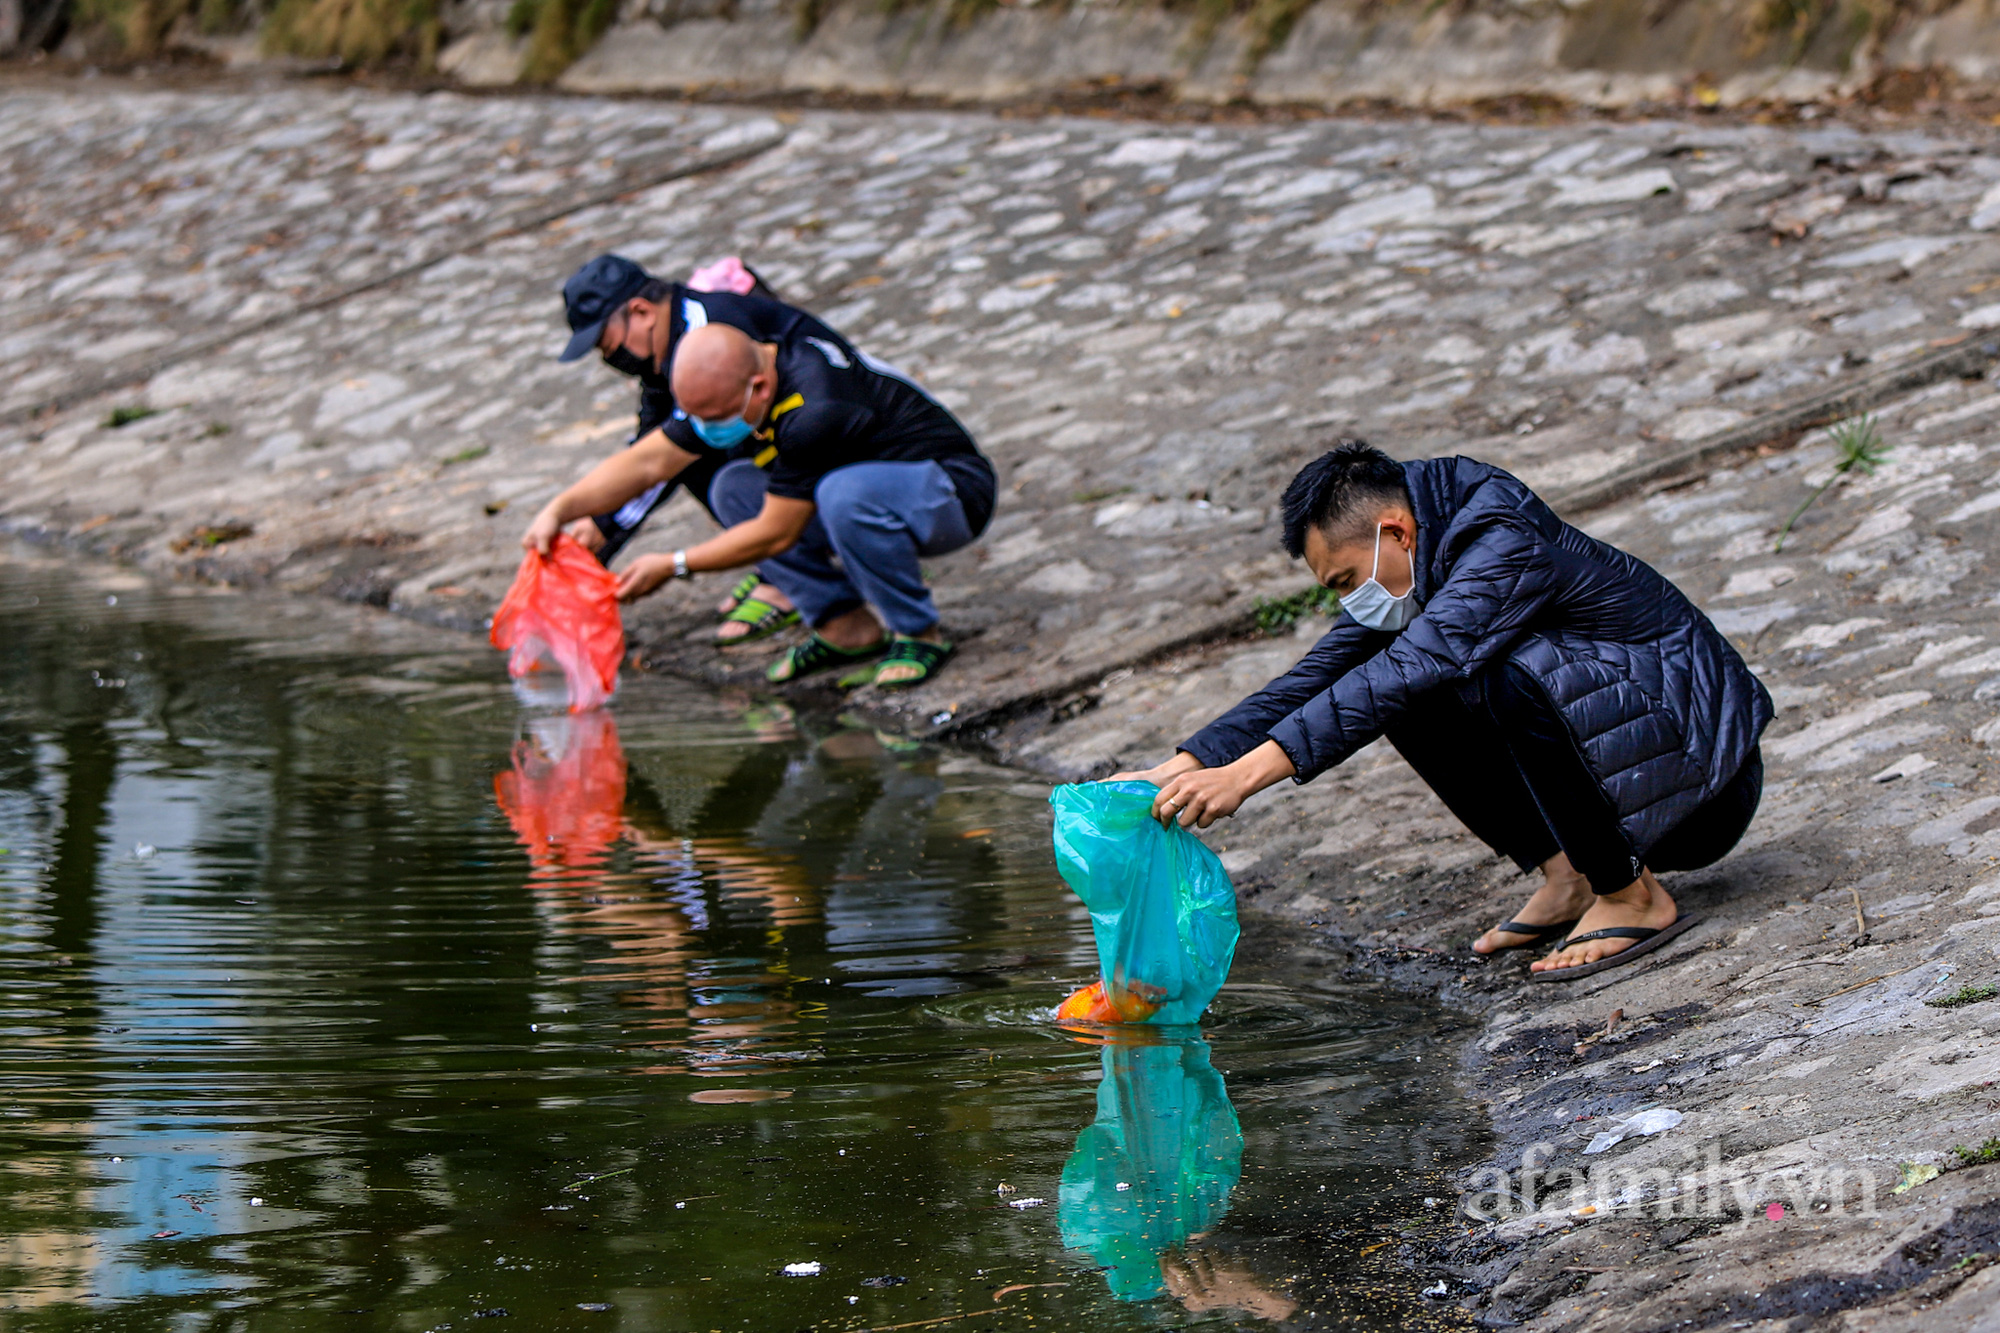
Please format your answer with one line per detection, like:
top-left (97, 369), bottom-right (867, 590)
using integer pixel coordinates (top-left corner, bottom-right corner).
top-left (490, 534), bottom-right (624, 712)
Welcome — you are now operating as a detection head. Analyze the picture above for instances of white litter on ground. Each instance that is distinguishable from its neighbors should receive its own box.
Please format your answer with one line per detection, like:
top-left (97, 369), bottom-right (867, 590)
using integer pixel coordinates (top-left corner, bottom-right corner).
top-left (1584, 1107), bottom-right (1684, 1155)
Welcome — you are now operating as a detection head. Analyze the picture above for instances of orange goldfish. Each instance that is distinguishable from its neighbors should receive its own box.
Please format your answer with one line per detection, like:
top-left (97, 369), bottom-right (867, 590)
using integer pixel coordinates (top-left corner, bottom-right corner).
top-left (1057, 980), bottom-right (1163, 1025)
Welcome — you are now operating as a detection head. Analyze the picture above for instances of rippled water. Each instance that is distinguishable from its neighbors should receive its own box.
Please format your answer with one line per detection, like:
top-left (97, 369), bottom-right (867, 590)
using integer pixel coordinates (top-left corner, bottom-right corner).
top-left (0, 548), bottom-right (1484, 1330)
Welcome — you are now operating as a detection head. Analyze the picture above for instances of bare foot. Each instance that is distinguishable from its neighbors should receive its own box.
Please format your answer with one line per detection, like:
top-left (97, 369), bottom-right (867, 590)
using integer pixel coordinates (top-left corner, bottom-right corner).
top-left (817, 605), bottom-right (887, 652)
top-left (1530, 870), bottom-right (1677, 975)
top-left (714, 583), bottom-right (795, 643)
top-left (1472, 854), bottom-right (1594, 955)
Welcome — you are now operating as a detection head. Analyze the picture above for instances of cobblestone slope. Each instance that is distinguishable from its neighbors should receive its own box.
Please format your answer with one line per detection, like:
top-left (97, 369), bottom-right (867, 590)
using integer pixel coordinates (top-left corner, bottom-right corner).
top-left (0, 86), bottom-right (782, 420)
top-left (8, 80), bottom-right (2000, 738)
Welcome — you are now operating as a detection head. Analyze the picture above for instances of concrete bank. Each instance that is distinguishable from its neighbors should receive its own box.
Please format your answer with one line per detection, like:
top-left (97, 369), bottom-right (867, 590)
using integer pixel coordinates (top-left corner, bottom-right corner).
top-left (7, 74), bottom-right (2000, 1327)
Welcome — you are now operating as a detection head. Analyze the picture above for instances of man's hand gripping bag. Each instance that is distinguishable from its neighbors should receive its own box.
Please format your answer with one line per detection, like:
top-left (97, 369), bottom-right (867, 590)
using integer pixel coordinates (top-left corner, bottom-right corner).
top-left (1052, 781), bottom-right (1239, 1025)
top-left (490, 534), bottom-right (625, 712)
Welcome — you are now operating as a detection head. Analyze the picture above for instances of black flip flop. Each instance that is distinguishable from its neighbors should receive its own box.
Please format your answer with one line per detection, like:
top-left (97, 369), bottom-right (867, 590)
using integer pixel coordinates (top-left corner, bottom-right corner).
top-left (1477, 918), bottom-right (1581, 954)
top-left (1531, 914), bottom-right (1701, 983)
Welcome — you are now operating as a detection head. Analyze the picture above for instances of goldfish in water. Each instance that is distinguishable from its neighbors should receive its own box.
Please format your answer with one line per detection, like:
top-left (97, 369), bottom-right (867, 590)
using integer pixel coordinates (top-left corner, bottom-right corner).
top-left (1056, 980), bottom-right (1163, 1025)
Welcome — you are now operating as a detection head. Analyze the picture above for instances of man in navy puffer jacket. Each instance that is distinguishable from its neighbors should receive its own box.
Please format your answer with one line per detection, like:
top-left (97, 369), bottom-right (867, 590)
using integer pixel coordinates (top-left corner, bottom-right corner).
top-left (1116, 441), bottom-right (1772, 981)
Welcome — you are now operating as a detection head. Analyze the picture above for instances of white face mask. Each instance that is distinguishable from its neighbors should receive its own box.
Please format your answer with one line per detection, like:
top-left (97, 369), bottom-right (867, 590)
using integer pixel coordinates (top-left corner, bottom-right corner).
top-left (1340, 524), bottom-right (1418, 632)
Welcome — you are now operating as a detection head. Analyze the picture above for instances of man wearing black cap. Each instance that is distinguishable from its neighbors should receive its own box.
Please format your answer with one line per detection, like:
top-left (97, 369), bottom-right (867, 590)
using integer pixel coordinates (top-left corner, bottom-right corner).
top-left (529, 253), bottom-right (800, 644)
top-left (524, 254), bottom-right (996, 691)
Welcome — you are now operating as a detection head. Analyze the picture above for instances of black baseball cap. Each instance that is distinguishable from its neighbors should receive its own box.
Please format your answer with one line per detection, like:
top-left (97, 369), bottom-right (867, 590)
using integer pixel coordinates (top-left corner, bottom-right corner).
top-left (559, 254), bottom-right (653, 362)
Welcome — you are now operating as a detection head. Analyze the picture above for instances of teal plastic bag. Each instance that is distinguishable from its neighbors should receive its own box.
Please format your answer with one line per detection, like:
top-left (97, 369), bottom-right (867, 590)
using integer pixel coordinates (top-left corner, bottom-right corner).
top-left (1057, 1034), bottom-right (1243, 1300)
top-left (1050, 781), bottom-right (1239, 1026)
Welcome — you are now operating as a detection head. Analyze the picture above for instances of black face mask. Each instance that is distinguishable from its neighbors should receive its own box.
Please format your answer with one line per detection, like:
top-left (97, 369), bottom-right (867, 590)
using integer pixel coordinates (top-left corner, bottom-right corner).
top-left (602, 345), bottom-right (656, 380)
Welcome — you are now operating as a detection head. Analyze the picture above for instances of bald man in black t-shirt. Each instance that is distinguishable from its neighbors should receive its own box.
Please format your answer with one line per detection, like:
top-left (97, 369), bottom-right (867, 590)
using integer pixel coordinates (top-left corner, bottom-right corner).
top-left (540, 305), bottom-right (995, 691)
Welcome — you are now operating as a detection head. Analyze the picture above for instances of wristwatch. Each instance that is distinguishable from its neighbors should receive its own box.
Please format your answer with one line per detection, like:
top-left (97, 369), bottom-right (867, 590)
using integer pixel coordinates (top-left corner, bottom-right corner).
top-left (672, 550), bottom-right (690, 580)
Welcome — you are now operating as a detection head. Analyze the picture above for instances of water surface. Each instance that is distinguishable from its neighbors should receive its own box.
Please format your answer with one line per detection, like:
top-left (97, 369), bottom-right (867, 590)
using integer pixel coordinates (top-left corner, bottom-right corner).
top-left (0, 549), bottom-right (1483, 1330)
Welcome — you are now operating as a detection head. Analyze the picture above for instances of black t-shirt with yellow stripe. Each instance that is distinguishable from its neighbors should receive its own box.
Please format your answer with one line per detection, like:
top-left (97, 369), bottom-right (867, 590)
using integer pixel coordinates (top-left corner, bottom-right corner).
top-left (657, 297), bottom-right (995, 537)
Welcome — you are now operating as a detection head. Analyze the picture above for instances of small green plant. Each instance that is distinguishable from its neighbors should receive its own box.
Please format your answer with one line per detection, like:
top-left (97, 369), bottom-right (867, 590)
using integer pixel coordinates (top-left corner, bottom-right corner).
top-left (71, 0), bottom-right (249, 56)
top-left (1254, 584), bottom-right (1341, 635)
top-left (1773, 414), bottom-right (1890, 553)
top-left (442, 445), bottom-right (491, 466)
top-left (1241, 0), bottom-right (1315, 68)
top-left (1926, 983), bottom-right (1999, 1010)
top-left (264, 0), bottom-right (440, 68)
top-left (1753, 0), bottom-right (1834, 64)
top-left (102, 405), bottom-right (158, 429)
top-left (947, 0), bottom-right (1000, 26)
top-left (518, 0), bottom-right (619, 83)
top-left (1953, 1137), bottom-right (2000, 1168)
top-left (168, 522), bottom-right (256, 553)
top-left (204, 422), bottom-right (232, 438)
top-left (792, 0), bottom-right (833, 38)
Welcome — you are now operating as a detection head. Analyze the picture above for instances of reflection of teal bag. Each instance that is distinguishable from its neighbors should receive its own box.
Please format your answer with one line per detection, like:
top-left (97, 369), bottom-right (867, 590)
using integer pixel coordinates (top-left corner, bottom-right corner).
top-left (1058, 1036), bottom-right (1243, 1300)
top-left (1051, 782), bottom-right (1239, 1025)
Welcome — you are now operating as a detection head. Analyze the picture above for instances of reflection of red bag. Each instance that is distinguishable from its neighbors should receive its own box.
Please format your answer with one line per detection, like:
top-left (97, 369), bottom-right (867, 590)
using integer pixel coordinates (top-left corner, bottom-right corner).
top-left (493, 710), bottom-right (628, 873)
top-left (490, 534), bottom-right (624, 712)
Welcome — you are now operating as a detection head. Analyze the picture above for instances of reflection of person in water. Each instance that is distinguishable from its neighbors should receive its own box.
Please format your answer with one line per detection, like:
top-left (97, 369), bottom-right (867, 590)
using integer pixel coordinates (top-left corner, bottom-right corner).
top-left (1161, 1248), bottom-right (1299, 1322)
top-left (491, 707), bottom-right (1011, 1051)
top-left (1058, 1033), bottom-right (1295, 1319)
top-left (491, 708), bottom-right (815, 1064)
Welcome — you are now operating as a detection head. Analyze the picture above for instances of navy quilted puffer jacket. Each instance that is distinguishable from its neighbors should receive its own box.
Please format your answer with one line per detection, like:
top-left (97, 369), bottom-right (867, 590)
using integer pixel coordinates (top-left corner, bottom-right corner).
top-left (1180, 457), bottom-right (1773, 859)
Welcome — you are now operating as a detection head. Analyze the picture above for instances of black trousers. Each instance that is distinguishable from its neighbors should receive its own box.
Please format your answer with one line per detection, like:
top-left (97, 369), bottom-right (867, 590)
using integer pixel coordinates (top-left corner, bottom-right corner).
top-left (1384, 661), bottom-right (1763, 895)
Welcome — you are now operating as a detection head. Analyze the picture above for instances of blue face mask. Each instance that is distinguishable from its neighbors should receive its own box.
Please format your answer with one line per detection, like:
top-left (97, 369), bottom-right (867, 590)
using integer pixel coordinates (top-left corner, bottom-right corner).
top-left (1341, 524), bottom-right (1419, 632)
top-left (688, 385), bottom-right (756, 449)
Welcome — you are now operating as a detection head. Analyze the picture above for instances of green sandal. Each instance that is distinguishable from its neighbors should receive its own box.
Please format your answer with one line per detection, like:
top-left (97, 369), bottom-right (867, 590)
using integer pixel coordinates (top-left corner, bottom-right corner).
top-left (714, 595), bottom-right (800, 645)
top-left (766, 633), bottom-right (888, 684)
top-left (717, 573), bottom-right (761, 616)
top-left (872, 636), bottom-right (954, 691)
top-left (836, 659), bottom-right (885, 690)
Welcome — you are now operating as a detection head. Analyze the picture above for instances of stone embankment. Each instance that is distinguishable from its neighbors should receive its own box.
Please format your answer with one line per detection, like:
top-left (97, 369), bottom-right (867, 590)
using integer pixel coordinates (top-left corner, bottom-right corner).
top-left (6, 74), bottom-right (2000, 1327)
top-left (28, 0), bottom-right (2000, 117)
top-left (461, 0), bottom-right (2000, 113)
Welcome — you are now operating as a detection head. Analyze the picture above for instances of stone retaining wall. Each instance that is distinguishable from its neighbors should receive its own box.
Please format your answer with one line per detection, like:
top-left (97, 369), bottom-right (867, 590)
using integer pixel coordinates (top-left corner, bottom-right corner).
top-left (430, 0), bottom-right (2000, 112)
top-left (22, 0), bottom-right (1999, 113)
